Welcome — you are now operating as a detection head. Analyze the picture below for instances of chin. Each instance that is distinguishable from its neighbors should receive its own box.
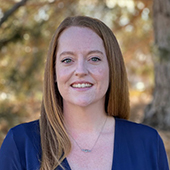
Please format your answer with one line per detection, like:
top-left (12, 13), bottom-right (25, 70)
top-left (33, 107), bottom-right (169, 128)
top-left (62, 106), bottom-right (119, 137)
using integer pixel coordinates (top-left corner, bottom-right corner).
top-left (72, 100), bottom-right (93, 107)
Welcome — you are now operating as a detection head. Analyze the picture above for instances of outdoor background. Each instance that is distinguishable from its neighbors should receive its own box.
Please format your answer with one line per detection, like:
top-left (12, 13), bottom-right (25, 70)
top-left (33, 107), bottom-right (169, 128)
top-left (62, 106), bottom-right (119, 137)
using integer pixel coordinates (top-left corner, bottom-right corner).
top-left (0, 0), bottom-right (170, 165)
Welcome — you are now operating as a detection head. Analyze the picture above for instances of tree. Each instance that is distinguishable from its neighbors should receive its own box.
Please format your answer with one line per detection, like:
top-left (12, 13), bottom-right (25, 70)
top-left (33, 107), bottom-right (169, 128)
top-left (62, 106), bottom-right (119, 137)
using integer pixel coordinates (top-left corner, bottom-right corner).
top-left (143, 0), bottom-right (170, 129)
top-left (0, 0), bottom-right (154, 145)
top-left (0, 0), bottom-right (28, 27)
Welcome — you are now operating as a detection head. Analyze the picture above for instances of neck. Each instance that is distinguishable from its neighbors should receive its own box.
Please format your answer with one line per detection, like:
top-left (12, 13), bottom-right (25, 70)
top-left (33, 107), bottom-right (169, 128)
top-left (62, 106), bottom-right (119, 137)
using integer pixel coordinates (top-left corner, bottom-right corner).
top-left (63, 102), bottom-right (107, 133)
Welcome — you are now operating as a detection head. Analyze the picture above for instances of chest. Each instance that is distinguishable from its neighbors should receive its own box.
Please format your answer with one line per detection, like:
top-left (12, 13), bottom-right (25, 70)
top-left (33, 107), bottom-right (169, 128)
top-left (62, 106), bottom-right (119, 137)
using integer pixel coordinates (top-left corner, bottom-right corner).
top-left (67, 133), bottom-right (114, 170)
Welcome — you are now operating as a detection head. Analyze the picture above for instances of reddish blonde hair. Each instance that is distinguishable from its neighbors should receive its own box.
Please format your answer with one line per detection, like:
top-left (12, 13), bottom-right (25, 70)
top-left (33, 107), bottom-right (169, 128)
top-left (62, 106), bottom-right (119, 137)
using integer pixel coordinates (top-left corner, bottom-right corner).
top-left (40, 16), bottom-right (130, 170)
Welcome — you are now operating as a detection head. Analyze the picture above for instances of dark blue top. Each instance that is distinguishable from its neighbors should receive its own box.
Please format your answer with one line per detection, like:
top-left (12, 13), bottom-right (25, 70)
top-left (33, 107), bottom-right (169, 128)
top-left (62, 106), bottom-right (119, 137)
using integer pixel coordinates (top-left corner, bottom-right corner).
top-left (0, 118), bottom-right (169, 170)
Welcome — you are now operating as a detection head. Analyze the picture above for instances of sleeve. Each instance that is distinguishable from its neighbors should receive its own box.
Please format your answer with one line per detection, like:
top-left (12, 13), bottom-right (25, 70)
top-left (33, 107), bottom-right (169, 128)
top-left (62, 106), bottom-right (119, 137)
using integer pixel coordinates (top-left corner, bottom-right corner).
top-left (158, 134), bottom-right (170, 170)
top-left (0, 129), bottom-right (22, 170)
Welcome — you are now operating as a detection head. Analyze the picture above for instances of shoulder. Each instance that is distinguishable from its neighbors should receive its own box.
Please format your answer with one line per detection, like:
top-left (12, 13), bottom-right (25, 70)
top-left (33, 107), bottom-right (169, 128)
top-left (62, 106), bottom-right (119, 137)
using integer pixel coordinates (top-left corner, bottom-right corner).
top-left (114, 118), bottom-right (169, 170)
top-left (10, 119), bottom-right (39, 131)
top-left (10, 120), bottom-right (40, 135)
top-left (9, 120), bottom-right (40, 146)
top-left (2, 120), bottom-right (41, 158)
top-left (3, 120), bottom-right (40, 153)
top-left (0, 120), bottom-right (41, 169)
top-left (115, 118), bottom-right (159, 140)
top-left (114, 118), bottom-right (161, 157)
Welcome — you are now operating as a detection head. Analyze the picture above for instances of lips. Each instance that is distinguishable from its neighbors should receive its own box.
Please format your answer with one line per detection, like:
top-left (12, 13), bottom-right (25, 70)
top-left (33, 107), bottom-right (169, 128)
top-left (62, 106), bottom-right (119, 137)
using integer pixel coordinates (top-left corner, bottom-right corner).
top-left (71, 82), bottom-right (93, 88)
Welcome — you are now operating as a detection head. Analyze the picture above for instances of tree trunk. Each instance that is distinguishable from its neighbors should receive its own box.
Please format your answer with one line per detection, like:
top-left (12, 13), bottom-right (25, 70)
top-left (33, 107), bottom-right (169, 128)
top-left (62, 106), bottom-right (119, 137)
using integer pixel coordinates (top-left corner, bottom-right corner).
top-left (143, 0), bottom-right (170, 130)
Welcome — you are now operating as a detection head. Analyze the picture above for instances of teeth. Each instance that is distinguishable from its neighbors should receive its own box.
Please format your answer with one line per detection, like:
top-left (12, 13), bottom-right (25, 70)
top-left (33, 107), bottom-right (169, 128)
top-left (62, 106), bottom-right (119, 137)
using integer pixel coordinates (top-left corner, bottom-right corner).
top-left (72, 83), bottom-right (92, 88)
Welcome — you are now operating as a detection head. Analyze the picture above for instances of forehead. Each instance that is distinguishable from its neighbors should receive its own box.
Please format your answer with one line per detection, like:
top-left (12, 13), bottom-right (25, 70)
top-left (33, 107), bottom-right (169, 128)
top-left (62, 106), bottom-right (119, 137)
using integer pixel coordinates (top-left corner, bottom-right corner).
top-left (57, 26), bottom-right (105, 52)
top-left (59, 26), bottom-right (100, 39)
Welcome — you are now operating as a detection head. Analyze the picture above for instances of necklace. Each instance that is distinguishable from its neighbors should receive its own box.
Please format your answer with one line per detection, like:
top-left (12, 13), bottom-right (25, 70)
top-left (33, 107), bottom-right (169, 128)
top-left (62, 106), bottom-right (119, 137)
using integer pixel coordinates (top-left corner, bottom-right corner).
top-left (68, 117), bottom-right (107, 153)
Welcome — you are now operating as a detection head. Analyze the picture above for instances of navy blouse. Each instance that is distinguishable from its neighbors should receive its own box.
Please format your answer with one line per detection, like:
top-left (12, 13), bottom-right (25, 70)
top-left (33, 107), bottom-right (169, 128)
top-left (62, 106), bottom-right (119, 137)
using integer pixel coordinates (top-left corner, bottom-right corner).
top-left (0, 118), bottom-right (169, 170)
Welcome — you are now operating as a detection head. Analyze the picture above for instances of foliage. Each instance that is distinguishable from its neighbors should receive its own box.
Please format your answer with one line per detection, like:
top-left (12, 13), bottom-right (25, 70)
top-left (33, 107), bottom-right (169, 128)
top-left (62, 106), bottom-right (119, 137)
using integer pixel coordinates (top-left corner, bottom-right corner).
top-left (0, 0), bottom-right (153, 144)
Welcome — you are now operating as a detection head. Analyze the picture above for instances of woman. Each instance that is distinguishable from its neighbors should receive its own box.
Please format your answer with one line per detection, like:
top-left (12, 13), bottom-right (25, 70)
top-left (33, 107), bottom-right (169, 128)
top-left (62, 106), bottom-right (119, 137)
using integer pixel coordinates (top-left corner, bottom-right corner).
top-left (0, 16), bottom-right (169, 170)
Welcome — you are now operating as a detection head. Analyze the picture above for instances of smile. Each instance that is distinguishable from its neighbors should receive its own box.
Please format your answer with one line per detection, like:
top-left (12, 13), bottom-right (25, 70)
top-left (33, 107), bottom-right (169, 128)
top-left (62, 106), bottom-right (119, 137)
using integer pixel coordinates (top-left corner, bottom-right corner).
top-left (71, 83), bottom-right (92, 88)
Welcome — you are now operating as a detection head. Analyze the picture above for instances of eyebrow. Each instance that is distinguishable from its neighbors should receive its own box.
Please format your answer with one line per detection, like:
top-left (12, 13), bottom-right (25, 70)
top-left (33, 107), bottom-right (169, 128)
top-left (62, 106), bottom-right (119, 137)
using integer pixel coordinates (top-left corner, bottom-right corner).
top-left (59, 50), bottom-right (104, 57)
top-left (59, 51), bottom-right (74, 58)
top-left (87, 50), bottom-right (104, 56)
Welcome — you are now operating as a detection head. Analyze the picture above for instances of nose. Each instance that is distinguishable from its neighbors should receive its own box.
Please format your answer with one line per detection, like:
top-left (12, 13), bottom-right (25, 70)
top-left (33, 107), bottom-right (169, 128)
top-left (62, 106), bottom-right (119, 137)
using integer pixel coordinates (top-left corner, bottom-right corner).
top-left (74, 58), bottom-right (88, 77)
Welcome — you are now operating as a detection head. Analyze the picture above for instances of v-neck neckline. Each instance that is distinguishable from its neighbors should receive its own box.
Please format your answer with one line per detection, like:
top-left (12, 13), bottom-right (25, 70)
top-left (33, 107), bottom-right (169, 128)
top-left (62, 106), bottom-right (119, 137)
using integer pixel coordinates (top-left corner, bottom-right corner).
top-left (60, 117), bottom-right (119, 170)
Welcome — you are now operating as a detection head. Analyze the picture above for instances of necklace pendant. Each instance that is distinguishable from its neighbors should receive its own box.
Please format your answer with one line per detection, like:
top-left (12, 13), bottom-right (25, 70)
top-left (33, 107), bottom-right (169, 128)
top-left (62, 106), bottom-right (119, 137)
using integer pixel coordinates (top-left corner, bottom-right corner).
top-left (81, 149), bottom-right (91, 153)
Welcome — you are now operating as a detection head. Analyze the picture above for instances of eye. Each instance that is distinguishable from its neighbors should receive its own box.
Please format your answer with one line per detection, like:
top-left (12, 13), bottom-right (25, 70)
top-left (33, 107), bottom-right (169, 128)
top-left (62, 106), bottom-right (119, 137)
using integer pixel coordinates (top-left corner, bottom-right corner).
top-left (61, 58), bottom-right (72, 63)
top-left (90, 57), bottom-right (101, 62)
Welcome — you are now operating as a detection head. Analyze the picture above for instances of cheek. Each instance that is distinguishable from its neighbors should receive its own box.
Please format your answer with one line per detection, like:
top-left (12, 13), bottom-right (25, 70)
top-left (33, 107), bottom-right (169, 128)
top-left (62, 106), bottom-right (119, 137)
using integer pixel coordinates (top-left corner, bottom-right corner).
top-left (101, 70), bottom-right (109, 88)
top-left (90, 66), bottom-right (109, 89)
top-left (98, 67), bottom-right (109, 90)
top-left (56, 68), bottom-right (69, 97)
top-left (94, 65), bottom-right (109, 80)
top-left (56, 68), bottom-right (69, 83)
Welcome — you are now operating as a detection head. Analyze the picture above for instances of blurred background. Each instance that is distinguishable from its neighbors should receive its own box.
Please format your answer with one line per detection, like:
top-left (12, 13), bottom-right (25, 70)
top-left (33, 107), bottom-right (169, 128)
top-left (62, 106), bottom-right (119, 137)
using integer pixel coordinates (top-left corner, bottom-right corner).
top-left (0, 0), bottom-right (170, 164)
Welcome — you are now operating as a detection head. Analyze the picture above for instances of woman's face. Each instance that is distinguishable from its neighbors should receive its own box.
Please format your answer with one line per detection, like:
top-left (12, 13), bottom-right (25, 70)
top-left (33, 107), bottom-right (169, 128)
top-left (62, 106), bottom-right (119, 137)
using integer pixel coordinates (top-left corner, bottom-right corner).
top-left (56, 26), bottom-right (109, 108)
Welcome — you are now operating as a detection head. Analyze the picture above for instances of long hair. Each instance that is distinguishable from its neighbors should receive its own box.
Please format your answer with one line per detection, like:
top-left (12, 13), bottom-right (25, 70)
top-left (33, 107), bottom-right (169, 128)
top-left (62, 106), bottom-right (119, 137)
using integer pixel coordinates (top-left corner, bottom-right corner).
top-left (40, 16), bottom-right (130, 170)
